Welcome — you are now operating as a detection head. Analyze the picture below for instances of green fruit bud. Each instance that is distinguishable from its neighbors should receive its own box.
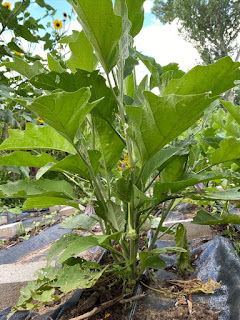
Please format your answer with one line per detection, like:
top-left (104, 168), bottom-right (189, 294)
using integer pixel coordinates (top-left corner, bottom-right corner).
top-left (128, 229), bottom-right (138, 240)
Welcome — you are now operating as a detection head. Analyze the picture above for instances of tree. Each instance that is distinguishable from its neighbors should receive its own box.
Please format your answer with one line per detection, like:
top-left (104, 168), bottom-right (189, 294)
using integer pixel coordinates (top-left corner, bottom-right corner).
top-left (152, 0), bottom-right (240, 65)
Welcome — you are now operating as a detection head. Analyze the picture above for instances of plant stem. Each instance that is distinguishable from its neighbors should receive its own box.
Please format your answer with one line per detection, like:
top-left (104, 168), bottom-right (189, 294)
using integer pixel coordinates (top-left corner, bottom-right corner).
top-left (148, 199), bottom-right (175, 251)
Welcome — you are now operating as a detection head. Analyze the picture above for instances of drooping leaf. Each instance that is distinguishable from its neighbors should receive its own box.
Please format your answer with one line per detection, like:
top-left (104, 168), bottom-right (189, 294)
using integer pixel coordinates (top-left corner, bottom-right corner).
top-left (94, 118), bottom-right (125, 169)
top-left (154, 171), bottom-right (239, 203)
top-left (106, 200), bottom-right (126, 231)
top-left (0, 151), bottom-right (57, 168)
top-left (0, 123), bottom-right (75, 154)
top-left (126, 91), bottom-right (217, 166)
top-left (36, 151), bottom-right (101, 181)
top-left (2, 56), bottom-right (45, 79)
top-left (47, 53), bottom-right (65, 73)
top-left (68, 0), bottom-right (122, 73)
top-left (61, 214), bottom-right (96, 231)
top-left (192, 210), bottom-right (240, 225)
top-left (164, 56), bottom-right (240, 96)
top-left (175, 223), bottom-right (193, 273)
top-left (28, 88), bottom-right (100, 143)
top-left (57, 233), bottom-right (121, 264)
top-left (23, 197), bottom-right (79, 210)
top-left (59, 30), bottom-right (98, 72)
top-left (0, 179), bottom-right (74, 199)
top-left (185, 187), bottom-right (240, 201)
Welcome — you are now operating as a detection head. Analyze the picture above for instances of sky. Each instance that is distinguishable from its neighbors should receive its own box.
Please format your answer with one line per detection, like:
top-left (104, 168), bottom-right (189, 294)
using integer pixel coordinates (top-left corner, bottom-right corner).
top-left (4, 0), bottom-right (201, 72)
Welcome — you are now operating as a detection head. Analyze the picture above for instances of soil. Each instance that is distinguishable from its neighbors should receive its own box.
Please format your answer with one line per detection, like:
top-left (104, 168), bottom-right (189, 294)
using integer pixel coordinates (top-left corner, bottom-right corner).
top-left (134, 302), bottom-right (219, 320)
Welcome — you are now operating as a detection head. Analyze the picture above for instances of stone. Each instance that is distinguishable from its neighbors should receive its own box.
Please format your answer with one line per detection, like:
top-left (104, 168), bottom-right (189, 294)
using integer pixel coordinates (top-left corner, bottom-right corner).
top-left (0, 222), bottom-right (23, 238)
top-left (0, 216), bottom-right (7, 226)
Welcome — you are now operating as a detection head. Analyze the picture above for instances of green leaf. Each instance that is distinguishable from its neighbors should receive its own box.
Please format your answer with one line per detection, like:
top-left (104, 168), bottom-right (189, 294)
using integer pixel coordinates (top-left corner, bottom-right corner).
top-left (47, 53), bottom-right (65, 73)
top-left (54, 264), bottom-right (108, 292)
top-left (37, 151), bottom-right (101, 181)
top-left (113, 175), bottom-right (132, 203)
top-left (175, 223), bottom-right (193, 273)
top-left (124, 48), bottom-right (139, 79)
top-left (31, 70), bottom-right (117, 123)
top-left (154, 171), bottom-right (239, 203)
top-left (126, 91), bottom-right (217, 166)
top-left (160, 154), bottom-right (188, 183)
top-left (136, 52), bottom-right (162, 89)
top-left (164, 56), bottom-right (240, 96)
top-left (106, 200), bottom-right (126, 231)
top-left (212, 108), bottom-right (240, 138)
top-left (210, 137), bottom-right (240, 165)
top-left (140, 256), bottom-right (166, 269)
top-left (192, 210), bottom-right (240, 225)
top-left (68, 0), bottom-right (122, 73)
top-left (0, 123), bottom-right (75, 154)
top-left (0, 151), bottom-right (57, 167)
top-left (134, 185), bottom-right (151, 208)
top-left (141, 147), bottom-right (183, 184)
top-left (28, 88), bottom-right (100, 142)
top-left (126, 0), bottom-right (145, 37)
top-left (57, 233), bottom-right (119, 264)
top-left (95, 118), bottom-right (125, 169)
top-left (0, 179), bottom-right (74, 199)
top-left (47, 233), bottom-right (80, 263)
top-left (186, 187), bottom-right (240, 201)
top-left (61, 214), bottom-right (96, 231)
top-left (2, 56), bottom-right (45, 78)
top-left (23, 197), bottom-right (79, 210)
top-left (221, 100), bottom-right (240, 125)
top-left (59, 30), bottom-right (98, 72)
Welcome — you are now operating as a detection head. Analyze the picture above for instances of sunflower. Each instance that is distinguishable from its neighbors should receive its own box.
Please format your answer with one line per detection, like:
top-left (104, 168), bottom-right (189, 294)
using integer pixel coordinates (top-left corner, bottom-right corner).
top-left (3, 2), bottom-right (11, 9)
top-left (63, 12), bottom-right (67, 19)
top-left (37, 117), bottom-right (44, 123)
top-left (53, 19), bottom-right (62, 30)
top-left (13, 50), bottom-right (22, 56)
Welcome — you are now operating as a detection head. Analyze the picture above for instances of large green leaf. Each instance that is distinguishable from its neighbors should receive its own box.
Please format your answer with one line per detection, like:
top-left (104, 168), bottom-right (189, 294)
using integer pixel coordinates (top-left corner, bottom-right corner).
top-left (23, 197), bottom-right (79, 210)
top-left (31, 70), bottom-right (117, 123)
top-left (126, 91), bottom-right (217, 165)
top-left (68, 0), bottom-right (122, 73)
top-left (221, 100), bottom-right (240, 125)
top-left (192, 210), bottom-right (240, 225)
top-left (164, 56), bottom-right (240, 96)
top-left (126, 0), bottom-right (145, 37)
top-left (95, 118), bottom-right (125, 169)
top-left (59, 30), bottom-right (98, 72)
top-left (0, 179), bottom-right (74, 199)
top-left (47, 53), bottom-right (65, 73)
top-left (212, 108), bottom-right (240, 138)
top-left (28, 88), bottom-right (100, 143)
top-left (160, 154), bottom-right (188, 183)
top-left (0, 123), bottom-right (75, 154)
top-left (106, 200), bottom-right (126, 231)
top-left (36, 151), bottom-right (101, 181)
top-left (0, 151), bottom-right (57, 167)
top-left (2, 56), bottom-right (45, 79)
top-left (210, 137), bottom-right (240, 165)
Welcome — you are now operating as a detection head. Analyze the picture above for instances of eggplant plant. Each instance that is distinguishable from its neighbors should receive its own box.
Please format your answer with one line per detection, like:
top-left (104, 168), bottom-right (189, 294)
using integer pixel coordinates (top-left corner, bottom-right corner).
top-left (1, 0), bottom-right (240, 311)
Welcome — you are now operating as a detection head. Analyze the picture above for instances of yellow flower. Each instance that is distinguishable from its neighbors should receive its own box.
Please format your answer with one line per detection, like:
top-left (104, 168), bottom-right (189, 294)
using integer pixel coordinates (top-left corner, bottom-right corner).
top-left (13, 50), bottom-right (22, 56)
top-left (3, 2), bottom-right (10, 10)
top-left (53, 19), bottom-right (63, 30)
top-left (37, 117), bottom-right (44, 123)
top-left (8, 125), bottom-right (11, 129)
top-left (198, 119), bottom-right (203, 124)
top-left (104, 314), bottom-right (111, 319)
